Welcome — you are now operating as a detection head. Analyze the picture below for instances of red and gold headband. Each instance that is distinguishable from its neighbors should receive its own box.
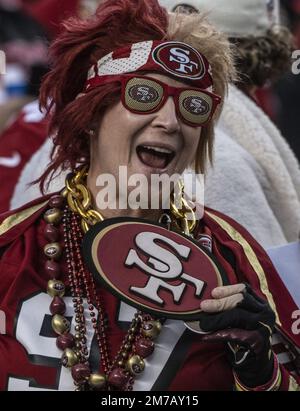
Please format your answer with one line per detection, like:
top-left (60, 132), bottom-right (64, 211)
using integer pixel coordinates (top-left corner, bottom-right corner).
top-left (85, 40), bottom-right (214, 92)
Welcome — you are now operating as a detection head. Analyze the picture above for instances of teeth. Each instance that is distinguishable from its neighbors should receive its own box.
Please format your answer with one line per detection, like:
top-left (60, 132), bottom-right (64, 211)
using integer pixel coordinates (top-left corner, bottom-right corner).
top-left (142, 145), bottom-right (173, 154)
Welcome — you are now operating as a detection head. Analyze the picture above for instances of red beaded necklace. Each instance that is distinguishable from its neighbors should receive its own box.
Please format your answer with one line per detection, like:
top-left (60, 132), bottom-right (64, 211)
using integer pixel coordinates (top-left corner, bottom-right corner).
top-left (44, 193), bottom-right (161, 391)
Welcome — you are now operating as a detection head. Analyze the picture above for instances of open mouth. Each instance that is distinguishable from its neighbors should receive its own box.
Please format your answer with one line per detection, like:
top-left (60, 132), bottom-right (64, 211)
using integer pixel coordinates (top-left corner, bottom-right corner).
top-left (136, 145), bottom-right (176, 169)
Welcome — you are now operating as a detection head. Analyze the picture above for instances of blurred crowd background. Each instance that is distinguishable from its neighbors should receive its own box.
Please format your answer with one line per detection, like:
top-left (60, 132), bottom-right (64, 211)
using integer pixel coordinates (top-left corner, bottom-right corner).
top-left (0, 0), bottom-right (300, 206)
top-left (0, 0), bottom-right (103, 124)
top-left (264, 0), bottom-right (300, 161)
top-left (0, 0), bottom-right (94, 129)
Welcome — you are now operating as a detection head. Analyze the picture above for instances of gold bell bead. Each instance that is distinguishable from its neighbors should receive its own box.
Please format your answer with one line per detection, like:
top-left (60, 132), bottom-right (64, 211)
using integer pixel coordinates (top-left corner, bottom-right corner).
top-left (61, 348), bottom-right (79, 368)
top-left (141, 320), bottom-right (162, 340)
top-left (44, 242), bottom-right (62, 260)
top-left (60, 187), bottom-right (69, 198)
top-left (88, 373), bottom-right (107, 390)
top-left (52, 314), bottom-right (70, 335)
top-left (126, 355), bottom-right (145, 375)
top-left (44, 208), bottom-right (62, 225)
top-left (47, 279), bottom-right (65, 298)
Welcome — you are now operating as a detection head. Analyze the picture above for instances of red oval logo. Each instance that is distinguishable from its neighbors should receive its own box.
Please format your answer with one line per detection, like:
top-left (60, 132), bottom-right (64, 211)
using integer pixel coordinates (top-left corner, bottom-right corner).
top-left (152, 42), bottom-right (205, 81)
top-left (83, 218), bottom-right (228, 320)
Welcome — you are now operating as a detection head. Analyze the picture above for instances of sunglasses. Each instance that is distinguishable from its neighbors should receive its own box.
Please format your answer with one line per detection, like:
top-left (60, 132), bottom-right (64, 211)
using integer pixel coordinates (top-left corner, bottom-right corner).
top-left (94, 74), bottom-right (221, 127)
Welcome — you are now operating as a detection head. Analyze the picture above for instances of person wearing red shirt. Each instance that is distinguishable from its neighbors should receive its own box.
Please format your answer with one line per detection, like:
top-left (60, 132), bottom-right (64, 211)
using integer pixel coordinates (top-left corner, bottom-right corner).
top-left (0, 0), bottom-right (299, 391)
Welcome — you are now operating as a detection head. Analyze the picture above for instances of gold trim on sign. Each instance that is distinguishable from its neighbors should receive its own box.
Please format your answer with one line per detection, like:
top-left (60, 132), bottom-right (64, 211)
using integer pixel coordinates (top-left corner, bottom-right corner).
top-left (0, 201), bottom-right (49, 236)
top-left (206, 211), bottom-right (281, 326)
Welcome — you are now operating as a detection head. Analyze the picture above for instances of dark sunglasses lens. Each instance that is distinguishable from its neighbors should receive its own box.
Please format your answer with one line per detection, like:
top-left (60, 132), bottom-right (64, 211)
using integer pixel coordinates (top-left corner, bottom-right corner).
top-left (125, 78), bottom-right (164, 112)
top-left (179, 90), bottom-right (213, 125)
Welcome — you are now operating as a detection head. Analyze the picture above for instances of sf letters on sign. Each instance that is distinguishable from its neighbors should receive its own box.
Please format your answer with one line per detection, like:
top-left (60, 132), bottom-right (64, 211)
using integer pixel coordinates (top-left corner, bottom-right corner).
top-left (125, 231), bottom-right (205, 305)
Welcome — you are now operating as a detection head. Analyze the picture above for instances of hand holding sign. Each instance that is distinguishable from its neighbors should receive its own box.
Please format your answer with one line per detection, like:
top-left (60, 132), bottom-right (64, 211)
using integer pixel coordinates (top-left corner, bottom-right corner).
top-left (197, 284), bottom-right (277, 389)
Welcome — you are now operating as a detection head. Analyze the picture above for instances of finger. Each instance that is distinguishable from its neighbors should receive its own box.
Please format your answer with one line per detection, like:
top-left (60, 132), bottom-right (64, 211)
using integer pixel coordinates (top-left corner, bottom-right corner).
top-left (237, 290), bottom-right (268, 313)
top-left (198, 308), bottom-right (261, 332)
top-left (200, 293), bottom-right (244, 313)
top-left (243, 284), bottom-right (269, 306)
top-left (211, 283), bottom-right (246, 299)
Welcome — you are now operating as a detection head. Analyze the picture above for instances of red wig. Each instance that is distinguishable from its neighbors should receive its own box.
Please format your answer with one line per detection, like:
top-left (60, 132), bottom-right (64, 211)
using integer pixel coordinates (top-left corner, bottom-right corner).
top-left (39, 0), bottom-right (168, 190)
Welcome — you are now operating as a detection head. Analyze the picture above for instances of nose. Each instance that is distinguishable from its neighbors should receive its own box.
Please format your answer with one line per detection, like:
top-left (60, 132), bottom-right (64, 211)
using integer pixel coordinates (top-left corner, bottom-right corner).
top-left (152, 96), bottom-right (180, 133)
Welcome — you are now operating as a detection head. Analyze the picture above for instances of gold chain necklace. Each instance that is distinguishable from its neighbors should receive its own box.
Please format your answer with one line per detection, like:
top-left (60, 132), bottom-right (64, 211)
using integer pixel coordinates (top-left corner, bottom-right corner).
top-left (44, 166), bottom-right (197, 390)
top-left (64, 166), bottom-right (197, 235)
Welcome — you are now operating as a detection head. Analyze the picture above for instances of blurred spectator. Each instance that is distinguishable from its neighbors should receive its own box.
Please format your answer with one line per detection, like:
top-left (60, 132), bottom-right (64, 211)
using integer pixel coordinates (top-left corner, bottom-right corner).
top-left (281, 0), bottom-right (300, 36)
top-left (272, 0), bottom-right (300, 161)
top-left (22, 0), bottom-right (81, 38)
top-left (0, 101), bottom-right (48, 213)
top-left (0, 0), bottom-right (49, 131)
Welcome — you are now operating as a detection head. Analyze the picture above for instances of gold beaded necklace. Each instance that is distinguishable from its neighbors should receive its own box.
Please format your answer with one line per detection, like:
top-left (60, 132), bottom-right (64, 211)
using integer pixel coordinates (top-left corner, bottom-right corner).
top-left (44, 167), bottom-right (197, 391)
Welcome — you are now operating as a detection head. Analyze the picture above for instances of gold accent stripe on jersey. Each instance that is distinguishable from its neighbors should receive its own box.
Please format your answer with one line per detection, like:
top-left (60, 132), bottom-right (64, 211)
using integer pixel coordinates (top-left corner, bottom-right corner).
top-left (0, 201), bottom-right (48, 236)
top-left (289, 375), bottom-right (300, 391)
top-left (206, 211), bottom-right (281, 326)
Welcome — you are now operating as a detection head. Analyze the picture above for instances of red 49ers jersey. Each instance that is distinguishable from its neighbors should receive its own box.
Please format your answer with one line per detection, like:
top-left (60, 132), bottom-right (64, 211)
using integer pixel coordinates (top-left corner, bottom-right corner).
top-left (0, 198), bottom-right (232, 391)
top-left (0, 197), bottom-right (299, 390)
top-left (0, 101), bottom-right (48, 214)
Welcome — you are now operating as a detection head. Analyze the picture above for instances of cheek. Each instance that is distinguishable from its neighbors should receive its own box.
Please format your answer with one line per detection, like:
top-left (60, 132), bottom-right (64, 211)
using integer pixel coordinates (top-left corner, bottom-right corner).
top-left (182, 127), bottom-right (202, 160)
top-left (100, 102), bottom-right (153, 142)
top-left (122, 110), bottom-right (155, 132)
top-left (98, 102), bottom-right (127, 136)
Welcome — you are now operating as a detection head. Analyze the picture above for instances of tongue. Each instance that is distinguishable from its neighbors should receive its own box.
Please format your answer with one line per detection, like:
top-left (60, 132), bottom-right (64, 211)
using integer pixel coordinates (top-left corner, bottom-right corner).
top-left (138, 149), bottom-right (168, 169)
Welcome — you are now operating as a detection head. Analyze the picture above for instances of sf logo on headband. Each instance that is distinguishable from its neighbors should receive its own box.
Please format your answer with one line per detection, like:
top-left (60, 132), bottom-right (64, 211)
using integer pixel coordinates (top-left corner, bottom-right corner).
top-left (152, 42), bottom-right (205, 79)
top-left (83, 217), bottom-right (227, 320)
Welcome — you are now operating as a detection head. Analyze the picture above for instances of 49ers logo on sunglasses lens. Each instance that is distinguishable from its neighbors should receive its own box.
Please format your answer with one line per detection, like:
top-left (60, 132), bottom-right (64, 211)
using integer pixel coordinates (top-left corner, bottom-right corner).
top-left (83, 218), bottom-right (228, 320)
top-left (152, 42), bottom-right (205, 80)
top-left (179, 91), bottom-right (213, 124)
top-left (126, 77), bottom-right (163, 111)
top-left (183, 96), bottom-right (210, 115)
top-left (129, 85), bottom-right (159, 103)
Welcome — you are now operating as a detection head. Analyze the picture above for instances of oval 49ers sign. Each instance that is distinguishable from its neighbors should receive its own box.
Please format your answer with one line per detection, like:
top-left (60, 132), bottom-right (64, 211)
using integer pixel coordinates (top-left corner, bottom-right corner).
top-left (83, 218), bottom-right (228, 320)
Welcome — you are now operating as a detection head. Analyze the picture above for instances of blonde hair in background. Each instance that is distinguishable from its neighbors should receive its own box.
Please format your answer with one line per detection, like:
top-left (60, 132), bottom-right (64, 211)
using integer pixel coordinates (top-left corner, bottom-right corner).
top-left (231, 26), bottom-right (295, 88)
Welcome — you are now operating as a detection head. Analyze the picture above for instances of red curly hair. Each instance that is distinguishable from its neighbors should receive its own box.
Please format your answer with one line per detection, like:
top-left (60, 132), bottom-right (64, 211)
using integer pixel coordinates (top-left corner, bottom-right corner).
top-left (39, 0), bottom-right (168, 190)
